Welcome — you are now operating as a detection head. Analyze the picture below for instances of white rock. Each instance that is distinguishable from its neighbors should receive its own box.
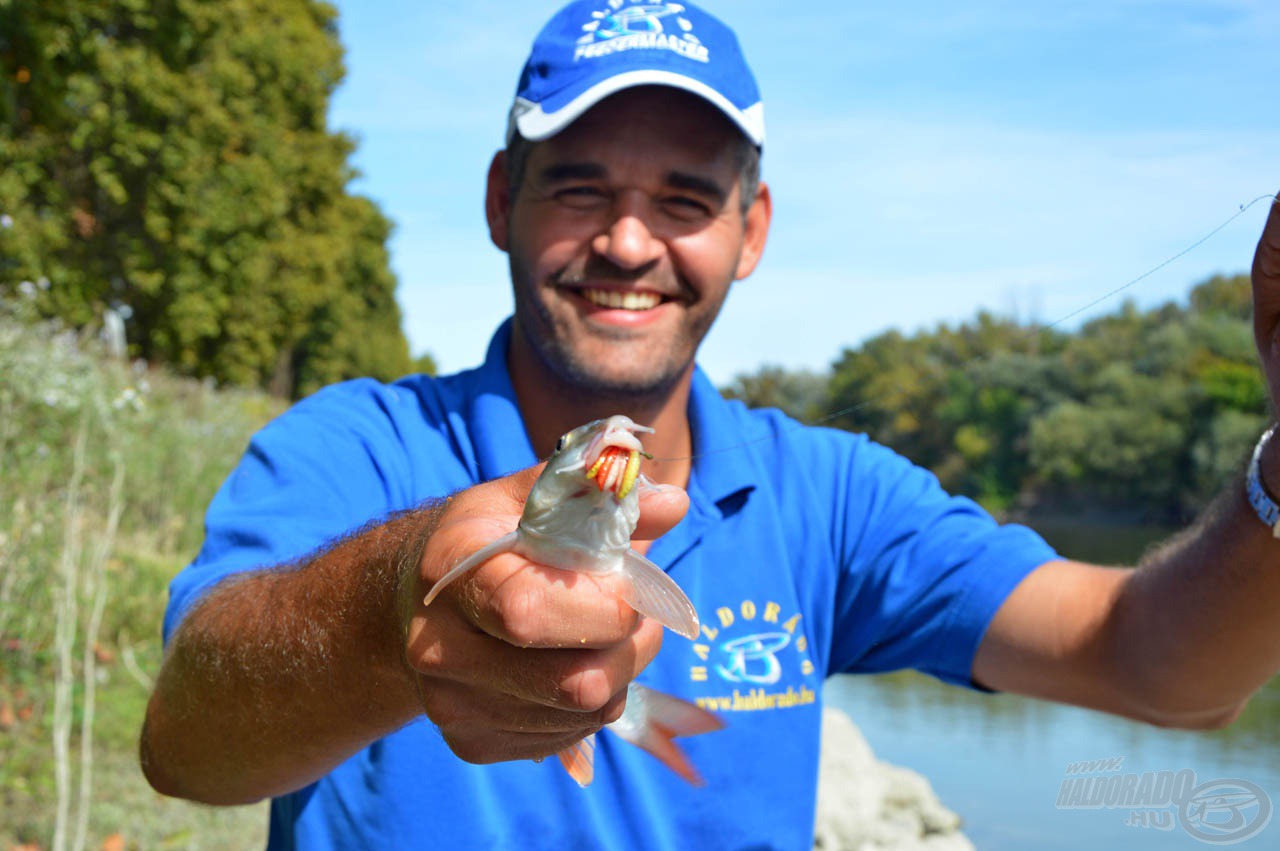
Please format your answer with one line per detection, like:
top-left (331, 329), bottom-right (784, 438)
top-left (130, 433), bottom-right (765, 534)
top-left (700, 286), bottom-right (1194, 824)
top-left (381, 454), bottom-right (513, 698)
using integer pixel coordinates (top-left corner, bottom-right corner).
top-left (814, 708), bottom-right (974, 851)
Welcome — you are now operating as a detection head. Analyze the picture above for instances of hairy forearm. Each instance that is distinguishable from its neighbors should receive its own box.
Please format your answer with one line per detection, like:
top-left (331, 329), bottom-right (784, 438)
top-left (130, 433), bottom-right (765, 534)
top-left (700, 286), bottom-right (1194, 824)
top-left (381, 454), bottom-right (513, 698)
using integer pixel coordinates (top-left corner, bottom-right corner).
top-left (977, 447), bottom-right (1280, 729)
top-left (981, 200), bottom-right (1280, 729)
top-left (1110, 465), bottom-right (1280, 726)
top-left (140, 505), bottom-right (436, 804)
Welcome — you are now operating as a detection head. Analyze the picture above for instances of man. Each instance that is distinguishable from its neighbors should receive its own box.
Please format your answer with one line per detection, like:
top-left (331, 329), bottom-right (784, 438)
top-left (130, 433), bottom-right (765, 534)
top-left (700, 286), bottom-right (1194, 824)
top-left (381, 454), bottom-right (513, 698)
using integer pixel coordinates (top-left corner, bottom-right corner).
top-left (141, 1), bottom-right (1280, 848)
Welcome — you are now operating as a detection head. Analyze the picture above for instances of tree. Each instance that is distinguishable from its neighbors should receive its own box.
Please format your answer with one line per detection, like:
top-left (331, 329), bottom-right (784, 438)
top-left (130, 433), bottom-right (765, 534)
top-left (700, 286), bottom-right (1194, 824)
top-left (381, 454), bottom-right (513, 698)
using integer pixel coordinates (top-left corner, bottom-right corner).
top-left (824, 312), bottom-right (1063, 507)
top-left (0, 0), bottom-right (411, 396)
top-left (721, 364), bottom-right (826, 423)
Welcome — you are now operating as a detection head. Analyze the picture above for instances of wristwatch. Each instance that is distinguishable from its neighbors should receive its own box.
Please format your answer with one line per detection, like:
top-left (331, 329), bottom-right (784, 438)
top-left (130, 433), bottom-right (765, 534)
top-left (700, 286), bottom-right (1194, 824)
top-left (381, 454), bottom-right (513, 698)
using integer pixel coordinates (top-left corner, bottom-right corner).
top-left (1246, 423), bottom-right (1280, 537)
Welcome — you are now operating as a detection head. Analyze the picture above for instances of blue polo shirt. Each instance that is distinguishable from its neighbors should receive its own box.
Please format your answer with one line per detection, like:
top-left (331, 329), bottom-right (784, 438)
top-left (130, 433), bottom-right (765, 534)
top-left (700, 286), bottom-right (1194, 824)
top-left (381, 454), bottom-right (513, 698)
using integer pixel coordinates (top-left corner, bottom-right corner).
top-left (166, 320), bottom-right (1056, 850)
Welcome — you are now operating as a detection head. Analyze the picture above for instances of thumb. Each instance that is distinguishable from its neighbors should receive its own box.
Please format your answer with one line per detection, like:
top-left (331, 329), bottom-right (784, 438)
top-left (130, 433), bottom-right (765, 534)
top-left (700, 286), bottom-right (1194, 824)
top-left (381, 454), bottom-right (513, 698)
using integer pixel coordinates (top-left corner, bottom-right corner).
top-left (634, 478), bottom-right (690, 541)
top-left (492, 461), bottom-right (548, 511)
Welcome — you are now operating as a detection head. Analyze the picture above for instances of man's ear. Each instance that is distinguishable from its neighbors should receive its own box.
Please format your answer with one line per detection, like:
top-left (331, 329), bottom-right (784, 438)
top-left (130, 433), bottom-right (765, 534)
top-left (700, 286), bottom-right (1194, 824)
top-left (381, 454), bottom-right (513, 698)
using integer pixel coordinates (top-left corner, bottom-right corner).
top-left (485, 150), bottom-right (510, 252)
top-left (734, 181), bottom-right (772, 281)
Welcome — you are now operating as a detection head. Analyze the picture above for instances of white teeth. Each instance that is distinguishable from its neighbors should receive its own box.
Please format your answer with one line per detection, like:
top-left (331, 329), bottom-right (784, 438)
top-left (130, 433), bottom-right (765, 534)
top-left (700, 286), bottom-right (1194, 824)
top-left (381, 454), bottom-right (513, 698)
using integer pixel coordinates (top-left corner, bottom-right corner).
top-left (580, 288), bottom-right (662, 311)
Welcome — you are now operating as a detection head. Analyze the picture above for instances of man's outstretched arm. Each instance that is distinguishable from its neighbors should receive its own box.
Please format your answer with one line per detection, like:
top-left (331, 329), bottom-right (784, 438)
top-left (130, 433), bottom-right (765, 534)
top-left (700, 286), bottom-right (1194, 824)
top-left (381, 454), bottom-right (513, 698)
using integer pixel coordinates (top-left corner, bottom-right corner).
top-left (973, 194), bottom-right (1280, 727)
top-left (139, 504), bottom-right (428, 804)
top-left (140, 466), bottom-right (686, 805)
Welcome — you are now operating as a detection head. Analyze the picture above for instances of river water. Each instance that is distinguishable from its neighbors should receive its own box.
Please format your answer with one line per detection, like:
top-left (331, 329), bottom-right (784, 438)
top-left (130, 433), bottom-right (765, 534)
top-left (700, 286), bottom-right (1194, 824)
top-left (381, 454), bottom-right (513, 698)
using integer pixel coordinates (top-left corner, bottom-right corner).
top-left (822, 521), bottom-right (1280, 849)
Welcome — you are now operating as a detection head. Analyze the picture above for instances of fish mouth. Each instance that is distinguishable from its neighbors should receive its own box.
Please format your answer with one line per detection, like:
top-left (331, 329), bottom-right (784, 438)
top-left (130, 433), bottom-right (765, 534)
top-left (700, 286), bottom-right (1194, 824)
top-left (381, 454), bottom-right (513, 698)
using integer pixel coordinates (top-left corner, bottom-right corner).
top-left (582, 417), bottom-right (654, 499)
top-left (585, 446), bottom-right (645, 499)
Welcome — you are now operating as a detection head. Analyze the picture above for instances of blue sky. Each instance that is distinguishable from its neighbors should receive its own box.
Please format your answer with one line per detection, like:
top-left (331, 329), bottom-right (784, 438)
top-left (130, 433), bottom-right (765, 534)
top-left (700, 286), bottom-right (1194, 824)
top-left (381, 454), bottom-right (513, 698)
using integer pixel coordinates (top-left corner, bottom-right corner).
top-left (327, 0), bottom-right (1278, 384)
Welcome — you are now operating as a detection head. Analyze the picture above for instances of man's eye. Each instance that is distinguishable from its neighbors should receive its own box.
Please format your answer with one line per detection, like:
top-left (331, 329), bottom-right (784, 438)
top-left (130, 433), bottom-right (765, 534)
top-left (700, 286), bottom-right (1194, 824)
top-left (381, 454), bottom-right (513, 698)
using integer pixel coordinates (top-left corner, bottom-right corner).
top-left (554, 186), bottom-right (608, 207)
top-left (662, 196), bottom-right (712, 218)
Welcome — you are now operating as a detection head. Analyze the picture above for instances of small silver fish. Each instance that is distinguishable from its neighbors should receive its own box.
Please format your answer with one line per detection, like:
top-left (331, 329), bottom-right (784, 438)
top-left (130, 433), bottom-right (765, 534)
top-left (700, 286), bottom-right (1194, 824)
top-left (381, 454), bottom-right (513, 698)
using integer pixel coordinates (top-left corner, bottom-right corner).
top-left (422, 415), bottom-right (722, 786)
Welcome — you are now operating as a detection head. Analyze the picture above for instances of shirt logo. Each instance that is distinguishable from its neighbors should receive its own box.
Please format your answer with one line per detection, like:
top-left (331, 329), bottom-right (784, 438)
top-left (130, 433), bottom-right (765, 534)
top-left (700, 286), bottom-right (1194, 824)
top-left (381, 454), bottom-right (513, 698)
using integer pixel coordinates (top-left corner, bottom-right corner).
top-left (575, 1), bottom-right (709, 64)
top-left (716, 633), bottom-right (791, 685)
top-left (689, 599), bottom-right (818, 712)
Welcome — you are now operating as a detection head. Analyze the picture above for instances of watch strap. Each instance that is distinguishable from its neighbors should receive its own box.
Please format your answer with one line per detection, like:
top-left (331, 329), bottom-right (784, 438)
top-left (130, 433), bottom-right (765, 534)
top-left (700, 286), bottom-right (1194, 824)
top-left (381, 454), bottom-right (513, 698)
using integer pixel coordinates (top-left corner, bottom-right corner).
top-left (1246, 423), bottom-right (1280, 538)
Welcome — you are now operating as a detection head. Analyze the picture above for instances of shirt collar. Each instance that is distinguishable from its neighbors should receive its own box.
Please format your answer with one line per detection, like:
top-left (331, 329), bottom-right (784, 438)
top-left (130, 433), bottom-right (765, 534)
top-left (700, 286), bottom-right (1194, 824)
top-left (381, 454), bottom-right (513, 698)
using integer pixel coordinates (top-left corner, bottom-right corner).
top-left (686, 368), bottom-right (757, 517)
top-left (469, 319), bottom-right (538, 481)
top-left (468, 319), bottom-right (756, 515)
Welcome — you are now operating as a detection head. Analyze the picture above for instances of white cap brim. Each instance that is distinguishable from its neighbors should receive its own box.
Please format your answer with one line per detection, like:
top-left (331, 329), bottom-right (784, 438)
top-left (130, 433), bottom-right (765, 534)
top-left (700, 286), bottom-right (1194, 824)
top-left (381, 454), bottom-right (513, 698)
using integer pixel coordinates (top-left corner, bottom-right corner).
top-left (507, 69), bottom-right (765, 148)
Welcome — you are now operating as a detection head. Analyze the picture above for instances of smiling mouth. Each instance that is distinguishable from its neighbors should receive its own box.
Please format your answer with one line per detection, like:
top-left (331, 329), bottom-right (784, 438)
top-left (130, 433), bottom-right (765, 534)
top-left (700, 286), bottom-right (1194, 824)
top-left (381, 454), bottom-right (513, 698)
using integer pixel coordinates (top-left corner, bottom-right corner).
top-left (578, 288), bottom-right (663, 311)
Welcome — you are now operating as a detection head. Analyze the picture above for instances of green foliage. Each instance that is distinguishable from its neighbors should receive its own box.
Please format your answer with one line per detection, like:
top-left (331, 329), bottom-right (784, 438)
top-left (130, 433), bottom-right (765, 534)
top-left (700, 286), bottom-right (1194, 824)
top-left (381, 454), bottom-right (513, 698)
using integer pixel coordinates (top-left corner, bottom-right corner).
top-left (725, 274), bottom-right (1264, 520)
top-left (411, 351), bottom-right (438, 376)
top-left (0, 299), bottom-right (276, 845)
top-left (822, 312), bottom-right (1067, 508)
top-left (1190, 273), bottom-right (1254, 320)
top-left (0, 0), bottom-right (411, 397)
top-left (722, 364), bottom-right (826, 423)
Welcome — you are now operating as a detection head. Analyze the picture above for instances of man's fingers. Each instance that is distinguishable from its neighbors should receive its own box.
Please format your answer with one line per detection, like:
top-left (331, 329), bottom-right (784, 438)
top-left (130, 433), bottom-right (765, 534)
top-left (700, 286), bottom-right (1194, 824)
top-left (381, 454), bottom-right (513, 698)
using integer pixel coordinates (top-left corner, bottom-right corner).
top-left (427, 681), bottom-right (613, 765)
top-left (633, 479), bottom-right (690, 541)
top-left (493, 461), bottom-right (547, 508)
top-left (1254, 194), bottom-right (1280, 283)
top-left (1253, 193), bottom-right (1280, 362)
top-left (443, 462), bottom-right (545, 524)
top-left (431, 545), bottom-right (644, 647)
top-left (408, 603), bottom-right (661, 712)
top-left (422, 678), bottom-right (627, 738)
top-left (442, 726), bottom-right (599, 766)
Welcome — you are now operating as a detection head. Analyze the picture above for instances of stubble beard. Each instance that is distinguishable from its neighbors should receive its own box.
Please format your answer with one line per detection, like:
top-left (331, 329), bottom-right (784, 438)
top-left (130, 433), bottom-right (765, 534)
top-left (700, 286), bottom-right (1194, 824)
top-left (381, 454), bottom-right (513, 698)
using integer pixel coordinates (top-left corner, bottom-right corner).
top-left (510, 264), bottom-right (713, 407)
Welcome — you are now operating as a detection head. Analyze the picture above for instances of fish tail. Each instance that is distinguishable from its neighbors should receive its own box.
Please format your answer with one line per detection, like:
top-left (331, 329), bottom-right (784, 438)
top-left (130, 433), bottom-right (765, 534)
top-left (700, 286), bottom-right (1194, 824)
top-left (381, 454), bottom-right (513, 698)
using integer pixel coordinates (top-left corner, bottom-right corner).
top-left (612, 685), bottom-right (724, 786)
top-left (556, 733), bottom-right (596, 787)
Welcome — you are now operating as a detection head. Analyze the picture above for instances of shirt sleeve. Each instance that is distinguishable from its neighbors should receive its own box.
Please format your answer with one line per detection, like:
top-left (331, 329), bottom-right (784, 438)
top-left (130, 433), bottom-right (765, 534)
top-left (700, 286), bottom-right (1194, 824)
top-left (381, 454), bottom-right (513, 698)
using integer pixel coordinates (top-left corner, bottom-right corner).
top-left (162, 380), bottom-right (411, 643)
top-left (825, 434), bottom-right (1058, 689)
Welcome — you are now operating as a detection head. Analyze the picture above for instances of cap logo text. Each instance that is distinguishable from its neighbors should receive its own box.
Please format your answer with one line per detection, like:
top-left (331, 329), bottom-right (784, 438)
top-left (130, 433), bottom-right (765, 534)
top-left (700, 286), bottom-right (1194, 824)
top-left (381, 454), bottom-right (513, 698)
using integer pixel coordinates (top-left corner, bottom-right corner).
top-left (575, 2), bottom-right (709, 63)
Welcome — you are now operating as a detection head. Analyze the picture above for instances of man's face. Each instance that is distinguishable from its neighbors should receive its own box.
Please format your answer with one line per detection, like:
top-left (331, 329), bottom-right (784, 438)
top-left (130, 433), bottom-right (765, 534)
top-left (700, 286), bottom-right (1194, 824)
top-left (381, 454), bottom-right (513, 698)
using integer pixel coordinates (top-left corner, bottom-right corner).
top-left (487, 87), bottom-right (770, 400)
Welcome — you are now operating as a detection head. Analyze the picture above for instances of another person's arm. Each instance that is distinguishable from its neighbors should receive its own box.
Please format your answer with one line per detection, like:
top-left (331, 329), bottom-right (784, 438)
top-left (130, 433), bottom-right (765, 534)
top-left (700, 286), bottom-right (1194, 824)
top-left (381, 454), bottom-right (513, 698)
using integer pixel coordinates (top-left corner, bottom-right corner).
top-left (140, 466), bottom-right (686, 805)
top-left (974, 194), bottom-right (1280, 726)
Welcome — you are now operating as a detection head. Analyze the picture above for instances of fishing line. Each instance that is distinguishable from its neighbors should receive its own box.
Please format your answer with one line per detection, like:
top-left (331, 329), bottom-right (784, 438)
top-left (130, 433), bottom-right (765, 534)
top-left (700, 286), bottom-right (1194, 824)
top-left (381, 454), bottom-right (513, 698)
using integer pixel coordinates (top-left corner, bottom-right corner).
top-left (651, 192), bottom-right (1280, 464)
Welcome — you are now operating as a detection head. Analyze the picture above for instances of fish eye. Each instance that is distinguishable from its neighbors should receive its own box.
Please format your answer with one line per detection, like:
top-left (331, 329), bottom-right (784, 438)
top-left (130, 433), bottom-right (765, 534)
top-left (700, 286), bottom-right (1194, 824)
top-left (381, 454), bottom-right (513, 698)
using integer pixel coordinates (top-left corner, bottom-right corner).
top-left (555, 435), bottom-right (567, 452)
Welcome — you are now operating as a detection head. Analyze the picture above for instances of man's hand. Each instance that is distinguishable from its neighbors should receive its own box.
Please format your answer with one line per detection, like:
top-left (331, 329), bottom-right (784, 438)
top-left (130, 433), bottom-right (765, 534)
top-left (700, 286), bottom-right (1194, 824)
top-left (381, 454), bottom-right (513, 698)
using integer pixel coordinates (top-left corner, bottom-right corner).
top-left (1253, 195), bottom-right (1280, 404)
top-left (403, 465), bottom-right (689, 766)
top-left (142, 462), bottom-right (688, 805)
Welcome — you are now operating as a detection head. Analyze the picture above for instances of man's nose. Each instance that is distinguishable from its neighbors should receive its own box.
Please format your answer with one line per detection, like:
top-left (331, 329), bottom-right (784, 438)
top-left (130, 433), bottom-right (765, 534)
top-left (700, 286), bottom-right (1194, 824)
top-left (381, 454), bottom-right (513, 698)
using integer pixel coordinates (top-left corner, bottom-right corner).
top-left (591, 195), bottom-right (663, 271)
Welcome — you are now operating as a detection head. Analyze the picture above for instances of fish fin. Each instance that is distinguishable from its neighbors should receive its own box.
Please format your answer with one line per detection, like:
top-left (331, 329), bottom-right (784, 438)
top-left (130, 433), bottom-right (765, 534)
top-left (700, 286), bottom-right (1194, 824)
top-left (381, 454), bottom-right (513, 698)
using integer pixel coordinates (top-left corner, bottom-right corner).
top-left (612, 685), bottom-right (723, 787)
top-left (421, 532), bottom-right (519, 607)
top-left (556, 733), bottom-right (596, 787)
top-left (630, 685), bottom-right (725, 738)
top-left (618, 550), bottom-right (700, 640)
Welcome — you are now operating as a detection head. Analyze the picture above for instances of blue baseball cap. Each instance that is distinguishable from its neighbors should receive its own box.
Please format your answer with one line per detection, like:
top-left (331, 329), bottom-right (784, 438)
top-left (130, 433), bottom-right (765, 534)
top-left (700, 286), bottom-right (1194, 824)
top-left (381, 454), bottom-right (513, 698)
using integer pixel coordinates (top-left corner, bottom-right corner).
top-left (507, 1), bottom-right (764, 148)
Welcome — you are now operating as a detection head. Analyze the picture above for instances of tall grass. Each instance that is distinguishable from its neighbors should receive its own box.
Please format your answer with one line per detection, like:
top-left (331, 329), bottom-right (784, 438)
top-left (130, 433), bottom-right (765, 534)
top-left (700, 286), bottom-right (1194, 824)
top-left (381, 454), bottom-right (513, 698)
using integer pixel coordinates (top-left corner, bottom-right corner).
top-left (1, 295), bottom-right (282, 848)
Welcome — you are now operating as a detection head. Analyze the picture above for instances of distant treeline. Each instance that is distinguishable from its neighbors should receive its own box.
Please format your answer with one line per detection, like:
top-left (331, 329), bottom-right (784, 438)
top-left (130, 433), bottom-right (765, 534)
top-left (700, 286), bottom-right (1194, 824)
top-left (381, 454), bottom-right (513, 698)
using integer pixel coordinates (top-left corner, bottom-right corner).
top-left (0, 0), bottom-right (432, 398)
top-left (723, 274), bottom-right (1266, 522)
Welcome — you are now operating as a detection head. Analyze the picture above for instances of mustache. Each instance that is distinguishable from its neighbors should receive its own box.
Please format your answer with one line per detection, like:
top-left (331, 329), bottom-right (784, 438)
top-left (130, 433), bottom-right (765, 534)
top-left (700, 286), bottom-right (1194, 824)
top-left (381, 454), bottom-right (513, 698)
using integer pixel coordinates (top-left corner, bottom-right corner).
top-left (554, 257), bottom-right (684, 294)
